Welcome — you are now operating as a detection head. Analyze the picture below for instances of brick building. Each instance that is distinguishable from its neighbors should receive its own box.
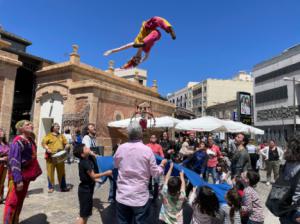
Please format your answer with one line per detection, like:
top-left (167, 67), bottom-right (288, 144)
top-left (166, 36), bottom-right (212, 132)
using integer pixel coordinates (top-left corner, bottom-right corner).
top-left (0, 30), bottom-right (175, 151)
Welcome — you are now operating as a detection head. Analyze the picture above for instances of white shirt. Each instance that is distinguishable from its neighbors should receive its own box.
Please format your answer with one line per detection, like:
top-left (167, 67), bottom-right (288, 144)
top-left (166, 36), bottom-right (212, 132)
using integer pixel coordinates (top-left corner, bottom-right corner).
top-left (64, 134), bottom-right (73, 144)
top-left (82, 135), bottom-right (96, 148)
top-left (246, 144), bottom-right (257, 154)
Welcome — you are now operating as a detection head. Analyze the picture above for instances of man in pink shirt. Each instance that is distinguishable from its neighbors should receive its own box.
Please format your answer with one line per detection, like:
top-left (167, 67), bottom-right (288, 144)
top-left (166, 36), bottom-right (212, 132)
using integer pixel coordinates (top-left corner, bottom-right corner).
top-left (205, 136), bottom-right (222, 183)
top-left (114, 122), bottom-right (167, 223)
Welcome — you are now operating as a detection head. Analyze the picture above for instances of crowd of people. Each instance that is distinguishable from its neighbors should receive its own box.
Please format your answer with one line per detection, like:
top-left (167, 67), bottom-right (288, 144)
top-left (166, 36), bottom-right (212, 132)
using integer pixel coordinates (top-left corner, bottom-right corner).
top-left (0, 120), bottom-right (299, 224)
top-left (74, 122), bottom-right (300, 224)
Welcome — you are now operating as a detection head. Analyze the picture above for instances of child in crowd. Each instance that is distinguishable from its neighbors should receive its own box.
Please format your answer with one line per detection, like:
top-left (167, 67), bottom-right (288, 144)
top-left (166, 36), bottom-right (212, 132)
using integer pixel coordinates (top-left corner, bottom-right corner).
top-left (73, 144), bottom-right (113, 224)
top-left (216, 159), bottom-right (230, 184)
top-left (188, 186), bottom-right (222, 224)
top-left (159, 162), bottom-right (186, 224)
top-left (220, 188), bottom-right (242, 224)
top-left (241, 171), bottom-right (264, 224)
top-left (232, 175), bottom-right (248, 224)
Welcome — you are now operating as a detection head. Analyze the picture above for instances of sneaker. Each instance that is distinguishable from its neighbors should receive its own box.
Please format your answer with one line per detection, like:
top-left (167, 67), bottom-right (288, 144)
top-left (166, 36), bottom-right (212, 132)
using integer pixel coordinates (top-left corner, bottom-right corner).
top-left (266, 182), bottom-right (271, 186)
top-left (48, 188), bottom-right (54, 193)
top-left (61, 186), bottom-right (72, 192)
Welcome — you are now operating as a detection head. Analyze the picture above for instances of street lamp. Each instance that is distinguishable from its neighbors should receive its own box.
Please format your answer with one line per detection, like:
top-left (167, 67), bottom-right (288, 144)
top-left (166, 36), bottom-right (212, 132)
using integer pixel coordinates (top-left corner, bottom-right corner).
top-left (283, 77), bottom-right (300, 135)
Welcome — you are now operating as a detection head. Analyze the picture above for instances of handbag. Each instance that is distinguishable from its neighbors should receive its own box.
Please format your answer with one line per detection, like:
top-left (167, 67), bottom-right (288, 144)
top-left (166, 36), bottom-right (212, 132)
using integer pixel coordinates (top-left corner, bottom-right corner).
top-left (22, 158), bottom-right (42, 182)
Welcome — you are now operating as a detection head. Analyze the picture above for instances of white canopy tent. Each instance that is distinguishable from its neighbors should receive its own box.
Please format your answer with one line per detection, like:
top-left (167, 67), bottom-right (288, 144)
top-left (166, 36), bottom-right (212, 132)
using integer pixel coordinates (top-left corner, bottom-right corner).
top-left (107, 116), bottom-right (181, 129)
top-left (175, 116), bottom-right (265, 135)
top-left (175, 116), bottom-right (227, 132)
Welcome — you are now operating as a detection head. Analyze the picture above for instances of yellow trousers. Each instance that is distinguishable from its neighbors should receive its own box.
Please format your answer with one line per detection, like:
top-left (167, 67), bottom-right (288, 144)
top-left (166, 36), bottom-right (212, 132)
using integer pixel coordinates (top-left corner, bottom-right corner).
top-left (46, 161), bottom-right (67, 190)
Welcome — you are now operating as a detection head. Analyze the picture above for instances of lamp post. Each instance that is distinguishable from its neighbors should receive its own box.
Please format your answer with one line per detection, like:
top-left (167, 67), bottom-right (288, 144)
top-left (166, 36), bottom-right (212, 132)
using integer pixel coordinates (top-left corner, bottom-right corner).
top-left (283, 77), bottom-right (300, 135)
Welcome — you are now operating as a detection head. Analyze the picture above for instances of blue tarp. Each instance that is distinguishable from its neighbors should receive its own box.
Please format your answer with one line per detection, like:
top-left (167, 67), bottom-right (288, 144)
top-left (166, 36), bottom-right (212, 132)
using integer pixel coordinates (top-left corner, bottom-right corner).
top-left (96, 155), bottom-right (231, 204)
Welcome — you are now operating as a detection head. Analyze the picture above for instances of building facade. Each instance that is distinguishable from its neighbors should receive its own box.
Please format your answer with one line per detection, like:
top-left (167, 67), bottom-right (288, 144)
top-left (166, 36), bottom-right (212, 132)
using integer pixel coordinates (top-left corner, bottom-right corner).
top-left (113, 66), bottom-right (148, 86)
top-left (0, 29), bottom-right (53, 138)
top-left (193, 71), bottom-right (253, 117)
top-left (206, 100), bottom-right (237, 120)
top-left (253, 44), bottom-right (300, 145)
top-left (167, 82), bottom-right (198, 111)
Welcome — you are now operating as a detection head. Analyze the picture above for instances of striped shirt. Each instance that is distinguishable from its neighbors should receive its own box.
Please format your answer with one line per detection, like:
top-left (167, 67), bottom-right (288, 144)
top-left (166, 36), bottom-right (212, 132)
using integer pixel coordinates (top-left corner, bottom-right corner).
top-left (242, 186), bottom-right (264, 222)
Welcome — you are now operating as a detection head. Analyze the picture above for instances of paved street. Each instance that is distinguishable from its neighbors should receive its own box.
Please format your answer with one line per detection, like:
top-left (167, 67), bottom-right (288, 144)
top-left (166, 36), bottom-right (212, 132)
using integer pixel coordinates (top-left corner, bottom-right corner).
top-left (0, 151), bottom-right (279, 224)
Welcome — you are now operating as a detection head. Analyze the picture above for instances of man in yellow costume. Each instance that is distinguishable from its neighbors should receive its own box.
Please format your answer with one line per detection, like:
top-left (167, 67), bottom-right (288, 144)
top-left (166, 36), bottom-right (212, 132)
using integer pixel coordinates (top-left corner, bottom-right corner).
top-left (42, 123), bottom-right (70, 193)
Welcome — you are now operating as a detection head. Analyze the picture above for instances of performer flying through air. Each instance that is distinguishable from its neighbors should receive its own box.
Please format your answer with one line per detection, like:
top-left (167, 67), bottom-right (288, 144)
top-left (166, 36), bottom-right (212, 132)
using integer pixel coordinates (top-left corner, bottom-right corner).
top-left (104, 16), bottom-right (176, 69)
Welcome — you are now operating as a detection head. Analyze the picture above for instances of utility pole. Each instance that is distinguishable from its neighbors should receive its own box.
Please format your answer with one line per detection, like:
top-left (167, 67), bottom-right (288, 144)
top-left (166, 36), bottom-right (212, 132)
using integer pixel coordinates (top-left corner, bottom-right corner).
top-left (293, 77), bottom-right (297, 134)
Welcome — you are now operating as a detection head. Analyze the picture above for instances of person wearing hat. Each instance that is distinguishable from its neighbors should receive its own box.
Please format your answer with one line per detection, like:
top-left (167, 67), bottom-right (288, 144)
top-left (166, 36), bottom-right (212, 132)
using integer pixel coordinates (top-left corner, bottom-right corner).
top-left (3, 120), bottom-right (42, 224)
top-left (42, 122), bottom-right (70, 193)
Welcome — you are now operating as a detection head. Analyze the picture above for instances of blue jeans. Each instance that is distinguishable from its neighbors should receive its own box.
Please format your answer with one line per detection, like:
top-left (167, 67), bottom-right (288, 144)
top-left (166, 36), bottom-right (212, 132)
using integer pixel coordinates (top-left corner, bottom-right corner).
top-left (108, 176), bottom-right (116, 201)
top-left (116, 200), bottom-right (151, 224)
top-left (205, 167), bottom-right (217, 183)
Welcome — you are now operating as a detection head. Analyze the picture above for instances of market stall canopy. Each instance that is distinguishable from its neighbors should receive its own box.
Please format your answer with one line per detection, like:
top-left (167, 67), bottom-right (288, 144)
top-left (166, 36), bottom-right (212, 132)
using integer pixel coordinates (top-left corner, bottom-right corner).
top-left (175, 116), bottom-right (227, 132)
top-left (175, 116), bottom-right (265, 135)
top-left (221, 120), bottom-right (264, 135)
top-left (107, 116), bottom-right (181, 129)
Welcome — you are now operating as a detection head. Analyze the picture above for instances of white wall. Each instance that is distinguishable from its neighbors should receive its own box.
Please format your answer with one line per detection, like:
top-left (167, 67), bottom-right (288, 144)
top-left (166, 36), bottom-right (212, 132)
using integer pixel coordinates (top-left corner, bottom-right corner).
top-left (37, 93), bottom-right (64, 149)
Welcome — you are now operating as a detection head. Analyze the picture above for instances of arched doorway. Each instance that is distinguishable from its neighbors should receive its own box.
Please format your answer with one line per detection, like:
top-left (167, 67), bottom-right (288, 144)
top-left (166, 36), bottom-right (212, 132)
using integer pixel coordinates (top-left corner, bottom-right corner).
top-left (37, 93), bottom-right (64, 148)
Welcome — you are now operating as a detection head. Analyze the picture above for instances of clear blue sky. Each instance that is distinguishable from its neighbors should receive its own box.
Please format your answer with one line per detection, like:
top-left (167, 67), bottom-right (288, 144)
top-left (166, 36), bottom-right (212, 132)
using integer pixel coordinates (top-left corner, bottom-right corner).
top-left (1, 0), bottom-right (300, 95)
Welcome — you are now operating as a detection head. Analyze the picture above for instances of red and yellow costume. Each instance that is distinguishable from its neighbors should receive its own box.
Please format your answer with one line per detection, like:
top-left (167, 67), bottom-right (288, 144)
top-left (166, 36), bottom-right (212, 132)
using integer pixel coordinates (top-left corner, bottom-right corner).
top-left (122, 16), bottom-right (173, 69)
top-left (3, 136), bottom-right (41, 224)
top-left (134, 16), bottom-right (172, 53)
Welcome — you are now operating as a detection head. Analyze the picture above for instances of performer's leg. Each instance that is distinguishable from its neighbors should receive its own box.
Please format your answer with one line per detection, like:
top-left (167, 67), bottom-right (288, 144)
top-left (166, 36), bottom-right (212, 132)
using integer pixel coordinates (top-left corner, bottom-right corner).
top-left (13, 181), bottom-right (30, 224)
top-left (3, 178), bottom-right (30, 224)
top-left (46, 160), bottom-right (55, 191)
top-left (0, 165), bottom-right (7, 201)
top-left (57, 162), bottom-right (67, 190)
top-left (104, 42), bottom-right (135, 56)
top-left (142, 30), bottom-right (161, 53)
top-left (153, 17), bottom-right (176, 40)
top-left (121, 49), bottom-right (143, 69)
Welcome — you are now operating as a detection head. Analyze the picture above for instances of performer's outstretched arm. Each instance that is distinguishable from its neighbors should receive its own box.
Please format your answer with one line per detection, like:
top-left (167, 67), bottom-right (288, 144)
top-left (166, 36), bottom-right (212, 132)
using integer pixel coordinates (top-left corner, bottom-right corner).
top-left (104, 42), bottom-right (135, 56)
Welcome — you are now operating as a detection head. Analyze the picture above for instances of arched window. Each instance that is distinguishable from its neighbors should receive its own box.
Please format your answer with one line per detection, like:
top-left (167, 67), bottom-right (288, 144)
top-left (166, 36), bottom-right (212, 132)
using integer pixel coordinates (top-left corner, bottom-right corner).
top-left (114, 111), bottom-right (124, 121)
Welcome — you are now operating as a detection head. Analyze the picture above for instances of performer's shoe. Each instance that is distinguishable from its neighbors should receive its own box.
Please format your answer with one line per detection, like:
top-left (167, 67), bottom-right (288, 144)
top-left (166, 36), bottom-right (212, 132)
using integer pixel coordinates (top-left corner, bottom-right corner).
top-left (61, 185), bottom-right (72, 192)
top-left (169, 27), bottom-right (176, 40)
top-left (48, 188), bottom-right (54, 193)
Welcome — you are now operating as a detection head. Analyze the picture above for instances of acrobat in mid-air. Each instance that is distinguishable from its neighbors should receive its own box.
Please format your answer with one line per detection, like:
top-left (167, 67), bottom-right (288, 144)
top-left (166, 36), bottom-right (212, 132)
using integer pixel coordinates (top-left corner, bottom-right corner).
top-left (104, 16), bottom-right (176, 69)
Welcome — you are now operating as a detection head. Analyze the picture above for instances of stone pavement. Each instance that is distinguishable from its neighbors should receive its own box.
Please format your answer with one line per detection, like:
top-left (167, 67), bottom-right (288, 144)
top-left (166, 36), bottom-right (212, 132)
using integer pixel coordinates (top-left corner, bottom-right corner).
top-left (0, 152), bottom-right (280, 224)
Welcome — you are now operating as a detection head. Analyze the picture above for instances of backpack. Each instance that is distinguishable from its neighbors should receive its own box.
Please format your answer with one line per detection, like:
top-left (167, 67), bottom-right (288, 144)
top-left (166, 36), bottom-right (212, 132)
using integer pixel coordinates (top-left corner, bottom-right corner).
top-left (266, 164), bottom-right (300, 217)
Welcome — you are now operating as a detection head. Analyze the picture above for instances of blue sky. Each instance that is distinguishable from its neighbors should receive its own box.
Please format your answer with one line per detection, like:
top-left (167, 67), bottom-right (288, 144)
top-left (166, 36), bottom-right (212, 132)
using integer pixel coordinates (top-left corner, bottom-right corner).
top-left (1, 0), bottom-right (300, 95)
